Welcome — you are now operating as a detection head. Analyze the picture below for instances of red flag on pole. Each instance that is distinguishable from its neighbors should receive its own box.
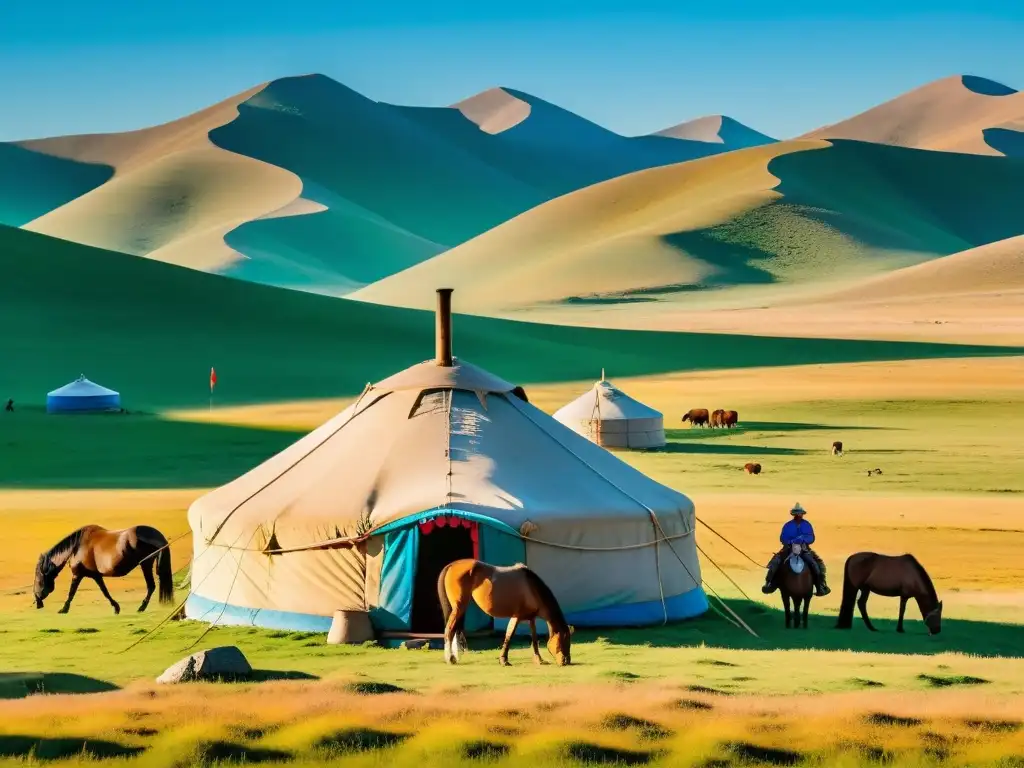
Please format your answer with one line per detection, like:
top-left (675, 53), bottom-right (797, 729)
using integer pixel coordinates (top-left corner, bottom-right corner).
top-left (210, 367), bottom-right (217, 393)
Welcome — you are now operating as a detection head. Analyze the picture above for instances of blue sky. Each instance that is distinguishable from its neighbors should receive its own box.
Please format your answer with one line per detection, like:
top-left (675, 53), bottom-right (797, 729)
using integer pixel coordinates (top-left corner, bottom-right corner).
top-left (2, 1), bottom-right (1022, 141)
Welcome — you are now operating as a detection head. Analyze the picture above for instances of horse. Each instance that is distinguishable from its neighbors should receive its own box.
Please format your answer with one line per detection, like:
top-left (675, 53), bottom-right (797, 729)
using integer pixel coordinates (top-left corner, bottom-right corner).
top-left (437, 560), bottom-right (573, 667)
top-left (682, 408), bottom-right (709, 428)
top-left (831, 441), bottom-right (844, 456)
top-left (33, 525), bottom-right (174, 615)
top-left (710, 409), bottom-right (725, 428)
top-left (744, 462), bottom-right (762, 475)
top-left (777, 543), bottom-right (813, 629)
top-left (836, 552), bottom-right (942, 634)
top-left (722, 410), bottom-right (739, 428)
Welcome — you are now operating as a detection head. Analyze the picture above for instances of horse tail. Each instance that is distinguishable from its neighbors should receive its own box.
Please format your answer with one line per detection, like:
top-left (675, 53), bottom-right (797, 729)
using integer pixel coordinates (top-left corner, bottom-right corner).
top-left (836, 556), bottom-right (857, 629)
top-left (437, 563), bottom-right (454, 627)
top-left (157, 546), bottom-right (174, 604)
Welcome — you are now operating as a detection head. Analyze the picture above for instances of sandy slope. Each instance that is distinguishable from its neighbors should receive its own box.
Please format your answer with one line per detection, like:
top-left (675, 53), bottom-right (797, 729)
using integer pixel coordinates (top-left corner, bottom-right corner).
top-left (353, 141), bottom-right (826, 311)
top-left (813, 234), bottom-right (1024, 302)
top-left (354, 137), bottom-right (1024, 318)
top-left (21, 84), bottom-right (312, 271)
top-left (654, 115), bottom-right (775, 148)
top-left (453, 87), bottom-right (532, 134)
top-left (803, 75), bottom-right (1024, 156)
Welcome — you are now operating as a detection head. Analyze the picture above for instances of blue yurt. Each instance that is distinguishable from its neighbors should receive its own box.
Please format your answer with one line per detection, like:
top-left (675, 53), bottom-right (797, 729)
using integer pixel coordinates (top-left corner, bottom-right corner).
top-left (46, 375), bottom-right (121, 414)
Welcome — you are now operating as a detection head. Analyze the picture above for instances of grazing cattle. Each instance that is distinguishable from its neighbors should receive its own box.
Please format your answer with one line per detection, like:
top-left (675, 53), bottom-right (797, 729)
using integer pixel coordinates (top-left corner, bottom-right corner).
top-left (710, 409), bottom-right (725, 428)
top-left (682, 408), bottom-right (710, 428)
top-left (831, 441), bottom-right (843, 456)
top-left (744, 462), bottom-right (762, 475)
top-left (722, 410), bottom-right (739, 428)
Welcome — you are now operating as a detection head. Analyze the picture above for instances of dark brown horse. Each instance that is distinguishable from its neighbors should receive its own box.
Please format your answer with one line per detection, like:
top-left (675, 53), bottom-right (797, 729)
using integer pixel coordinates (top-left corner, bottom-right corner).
top-left (836, 552), bottom-right (942, 634)
top-left (34, 525), bottom-right (174, 614)
top-left (682, 408), bottom-right (710, 428)
top-left (438, 560), bottom-right (573, 666)
top-left (777, 544), bottom-right (813, 629)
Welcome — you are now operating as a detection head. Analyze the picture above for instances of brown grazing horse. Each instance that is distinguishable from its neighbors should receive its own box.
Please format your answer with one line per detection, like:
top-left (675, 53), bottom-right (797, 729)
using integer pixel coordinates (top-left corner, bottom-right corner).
top-left (34, 525), bottom-right (173, 614)
top-left (744, 462), bottom-right (762, 475)
top-left (710, 409), bottom-right (725, 428)
top-left (831, 441), bottom-right (844, 456)
top-left (682, 408), bottom-right (710, 428)
top-left (777, 544), bottom-right (813, 629)
top-left (722, 410), bottom-right (739, 428)
top-left (438, 560), bottom-right (573, 666)
top-left (836, 552), bottom-right (942, 634)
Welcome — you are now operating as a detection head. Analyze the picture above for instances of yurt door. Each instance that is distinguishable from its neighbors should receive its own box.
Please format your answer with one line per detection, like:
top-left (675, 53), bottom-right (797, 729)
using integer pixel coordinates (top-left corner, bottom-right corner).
top-left (410, 517), bottom-right (487, 633)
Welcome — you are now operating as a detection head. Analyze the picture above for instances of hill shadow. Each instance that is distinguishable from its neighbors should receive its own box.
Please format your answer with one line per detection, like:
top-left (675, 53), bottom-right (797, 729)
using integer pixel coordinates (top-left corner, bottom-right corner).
top-left (0, 410), bottom-right (303, 489)
top-left (589, 600), bottom-right (1024, 659)
top-left (0, 735), bottom-right (143, 761)
top-left (0, 672), bottom-right (120, 699)
top-left (658, 443), bottom-right (807, 456)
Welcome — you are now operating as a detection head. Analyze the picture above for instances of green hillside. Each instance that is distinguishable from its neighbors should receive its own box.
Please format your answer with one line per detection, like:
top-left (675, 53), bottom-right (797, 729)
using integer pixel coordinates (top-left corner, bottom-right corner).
top-left (0, 225), bottom-right (1019, 411)
top-left (0, 143), bottom-right (112, 227)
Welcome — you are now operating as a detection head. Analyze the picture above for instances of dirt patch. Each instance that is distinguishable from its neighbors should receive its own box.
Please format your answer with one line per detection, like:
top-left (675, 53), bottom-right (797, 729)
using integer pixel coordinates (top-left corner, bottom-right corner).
top-left (600, 714), bottom-right (672, 741)
top-left (315, 728), bottom-right (407, 754)
top-left (563, 742), bottom-right (655, 766)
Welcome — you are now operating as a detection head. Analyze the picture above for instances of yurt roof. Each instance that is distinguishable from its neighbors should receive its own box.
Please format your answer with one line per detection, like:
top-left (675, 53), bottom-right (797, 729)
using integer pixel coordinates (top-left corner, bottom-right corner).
top-left (554, 378), bottom-right (662, 422)
top-left (188, 291), bottom-right (692, 551)
top-left (47, 375), bottom-right (119, 398)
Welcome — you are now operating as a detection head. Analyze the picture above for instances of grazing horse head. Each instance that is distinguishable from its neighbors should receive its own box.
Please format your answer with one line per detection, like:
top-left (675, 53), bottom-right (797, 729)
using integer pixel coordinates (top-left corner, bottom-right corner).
top-left (547, 625), bottom-right (574, 666)
top-left (924, 601), bottom-right (943, 635)
top-left (33, 554), bottom-right (57, 608)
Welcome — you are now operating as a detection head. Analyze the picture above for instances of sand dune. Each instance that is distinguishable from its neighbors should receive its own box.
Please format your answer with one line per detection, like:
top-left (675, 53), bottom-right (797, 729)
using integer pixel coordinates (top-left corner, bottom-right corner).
top-left (354, 138), bottom-right (1024, 316)
top-left (22, 84), bottom-right (309, 272)
top-left (814, 234), bottom-right (1024, 303)
top-left (654, 115), bottom-right (775, 148)
top-left (453, 88), bottom-right (532, 134)
top-left (803, 75), bottom-right (1024, 156)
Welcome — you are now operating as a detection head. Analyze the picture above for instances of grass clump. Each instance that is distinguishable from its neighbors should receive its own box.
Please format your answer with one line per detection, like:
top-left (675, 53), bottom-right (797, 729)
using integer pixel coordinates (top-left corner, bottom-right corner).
top-left (600, 714), bottom-right (672, 741)
top-left (917, 673), bottom-right (989, 688)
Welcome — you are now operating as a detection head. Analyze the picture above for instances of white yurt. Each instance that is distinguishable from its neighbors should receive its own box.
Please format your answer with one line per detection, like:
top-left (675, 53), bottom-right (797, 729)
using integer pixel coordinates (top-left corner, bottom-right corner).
top-left (185, 290), bottom-right (705, 637)
top-left (46, 375), bottom-right (121, 414)
top-left (553, 373), bottom-right (666, 449)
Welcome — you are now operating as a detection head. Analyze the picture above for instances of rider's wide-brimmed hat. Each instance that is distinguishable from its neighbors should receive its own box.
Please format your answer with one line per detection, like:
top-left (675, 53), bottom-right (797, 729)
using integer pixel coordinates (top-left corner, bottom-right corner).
top-left (790, 502), bottom-right (807, 516)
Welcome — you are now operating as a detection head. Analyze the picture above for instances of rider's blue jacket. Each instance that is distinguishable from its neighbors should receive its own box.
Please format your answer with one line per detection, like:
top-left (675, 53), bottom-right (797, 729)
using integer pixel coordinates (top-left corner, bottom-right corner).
top-left (780, 518), bottom-right (815, 546)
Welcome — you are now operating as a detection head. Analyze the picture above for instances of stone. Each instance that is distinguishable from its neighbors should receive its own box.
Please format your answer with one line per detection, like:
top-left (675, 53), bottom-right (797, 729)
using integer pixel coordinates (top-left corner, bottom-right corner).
top-left (400, 639), bottom-right (429, 650)
top-left (156, 646), bottom-right (252, 684)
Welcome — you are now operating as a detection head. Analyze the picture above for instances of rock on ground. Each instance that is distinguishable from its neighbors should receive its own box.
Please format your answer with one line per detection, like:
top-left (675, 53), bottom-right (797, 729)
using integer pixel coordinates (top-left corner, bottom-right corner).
top-left (156, 646), bottom-right (252, 684)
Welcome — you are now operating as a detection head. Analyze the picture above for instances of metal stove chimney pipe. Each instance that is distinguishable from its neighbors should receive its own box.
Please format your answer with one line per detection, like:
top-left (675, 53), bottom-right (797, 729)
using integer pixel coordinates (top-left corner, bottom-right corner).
top-left (435, 288), bottom-right (454, 367)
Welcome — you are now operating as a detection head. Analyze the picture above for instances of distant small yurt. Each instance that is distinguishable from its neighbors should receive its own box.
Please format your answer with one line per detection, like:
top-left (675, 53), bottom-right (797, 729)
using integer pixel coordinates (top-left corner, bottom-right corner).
top-left (46, 375), bottom-right (121, 414)
top-left (554, 373), bottom-right (665, 449)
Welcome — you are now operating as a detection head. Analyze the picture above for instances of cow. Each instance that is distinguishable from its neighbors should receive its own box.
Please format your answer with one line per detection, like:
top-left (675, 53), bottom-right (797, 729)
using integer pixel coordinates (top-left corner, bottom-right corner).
top-left (710, 409), bottom-right (725, 428)
top-left (831, 441), bottom-right (843, 456)
top-left (682, 408), bottom-right (710, 428)
top-left (722, 410), bottom-right (739, 428)
top-left (744, 462), bottom-right (762, 475)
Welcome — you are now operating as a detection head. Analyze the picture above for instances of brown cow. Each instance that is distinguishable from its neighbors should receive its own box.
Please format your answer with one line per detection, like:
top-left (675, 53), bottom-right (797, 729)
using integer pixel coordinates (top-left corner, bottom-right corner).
top-left (831, 441), bottom-right (843, 456)
top-left (722, 410), bottom-right (739, 428)
top-left (682, 408), bottom-right (709, 428)
top-left (744, 462), bottom-right (762, 475)
top-left (710, 409), bottom-right (725, 428)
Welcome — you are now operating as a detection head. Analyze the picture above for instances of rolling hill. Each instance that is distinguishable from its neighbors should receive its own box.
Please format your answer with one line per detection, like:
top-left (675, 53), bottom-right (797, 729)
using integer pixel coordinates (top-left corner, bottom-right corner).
top-left (0, 224), bottom-right (1014, 411)
top-left (803, 75), bottom-right (1024, 157)
top-left (653, 115), bottom-right (776, 149)
top-left (3, 76), bottom-right (769, 296)
top-left (353, 138), bottom-right (1024, 316)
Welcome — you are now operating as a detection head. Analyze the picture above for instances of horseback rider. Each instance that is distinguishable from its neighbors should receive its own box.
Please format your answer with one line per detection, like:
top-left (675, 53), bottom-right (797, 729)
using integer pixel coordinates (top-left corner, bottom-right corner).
top-left (762, 502), bottom-right (831, 596)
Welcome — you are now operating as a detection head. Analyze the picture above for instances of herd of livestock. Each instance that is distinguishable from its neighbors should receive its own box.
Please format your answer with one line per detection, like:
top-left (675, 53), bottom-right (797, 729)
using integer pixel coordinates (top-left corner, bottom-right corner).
top-left (681, 408), bottom-right (738, 428)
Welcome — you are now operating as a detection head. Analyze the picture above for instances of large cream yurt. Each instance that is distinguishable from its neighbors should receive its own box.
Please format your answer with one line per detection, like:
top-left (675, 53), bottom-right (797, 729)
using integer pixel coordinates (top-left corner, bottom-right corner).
top-left (554, 374), bottom-right (666, 449)
top-left (186, 290), bottom-right (705, 636)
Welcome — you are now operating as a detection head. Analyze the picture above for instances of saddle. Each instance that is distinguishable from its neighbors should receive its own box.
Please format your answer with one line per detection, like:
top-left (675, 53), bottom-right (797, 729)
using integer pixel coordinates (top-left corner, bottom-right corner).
top-left (787, 543), bottom-right (806, 574)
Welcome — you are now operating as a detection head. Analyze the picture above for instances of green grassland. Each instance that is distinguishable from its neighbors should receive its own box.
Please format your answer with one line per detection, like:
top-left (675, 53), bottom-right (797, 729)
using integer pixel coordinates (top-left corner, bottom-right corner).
top-left (1, 224), bottom-right (1020, 412)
